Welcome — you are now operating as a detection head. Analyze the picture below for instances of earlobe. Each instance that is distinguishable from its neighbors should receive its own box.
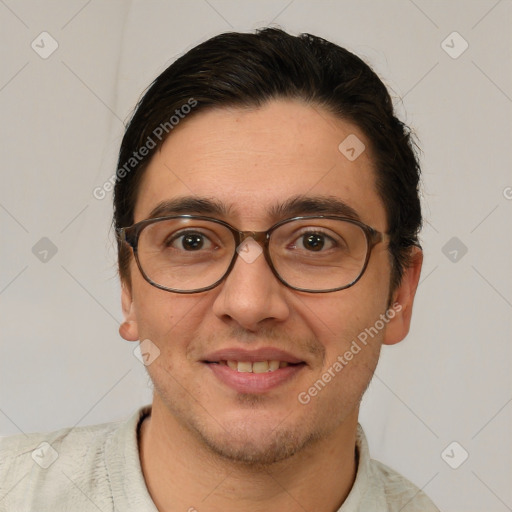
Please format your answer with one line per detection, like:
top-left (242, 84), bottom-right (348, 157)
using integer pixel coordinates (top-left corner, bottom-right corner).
top-left (119, 282), bottom-right (139, 342)
top-left (383, 247), bottom-right (423, 346)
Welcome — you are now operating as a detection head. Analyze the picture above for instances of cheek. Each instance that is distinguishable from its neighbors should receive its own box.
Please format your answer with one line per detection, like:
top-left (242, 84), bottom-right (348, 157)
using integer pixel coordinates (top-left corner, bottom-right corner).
top-left (131, 272), bottom-right (204, 353)
top-left (299, 296), bottom-right (385, 412)
top-left (299, 279), bottom-right (389, 382)
top-left (302, 285), bottom-right (387, 346)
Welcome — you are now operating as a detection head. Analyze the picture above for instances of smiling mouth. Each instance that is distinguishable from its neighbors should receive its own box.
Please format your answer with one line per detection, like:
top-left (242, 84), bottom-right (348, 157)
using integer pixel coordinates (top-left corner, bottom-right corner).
top-left (207, 360), bottom-right (303, 373)
top-left (204, 359), bottom-right (306, 394)
top-left (202, 346), bottom-right (308, 393)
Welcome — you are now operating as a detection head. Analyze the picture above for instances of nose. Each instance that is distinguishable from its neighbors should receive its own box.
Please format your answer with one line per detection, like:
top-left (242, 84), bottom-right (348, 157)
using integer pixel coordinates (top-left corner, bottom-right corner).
top-left (211, 237), bottom-right (290, 332)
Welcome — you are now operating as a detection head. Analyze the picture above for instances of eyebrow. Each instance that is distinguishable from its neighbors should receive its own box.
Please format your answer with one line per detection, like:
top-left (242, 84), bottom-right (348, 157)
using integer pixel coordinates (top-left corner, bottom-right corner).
top-left (146, 194), bottom-right (361, 222)
top-left (269, 195), bottom-right (361, 221)
top-left (147, 197), bottom-right (233, 219)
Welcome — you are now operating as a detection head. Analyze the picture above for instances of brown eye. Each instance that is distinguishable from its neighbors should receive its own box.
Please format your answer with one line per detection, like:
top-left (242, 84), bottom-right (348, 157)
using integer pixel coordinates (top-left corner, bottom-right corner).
top-left (181, 233), bottom-right (204, 250)
top-left (166, 231), bottom-right (213, 251)
top-left (292, 231), bottom-right (336, 252)
top-left (302, 233), bottom-right (325, 251)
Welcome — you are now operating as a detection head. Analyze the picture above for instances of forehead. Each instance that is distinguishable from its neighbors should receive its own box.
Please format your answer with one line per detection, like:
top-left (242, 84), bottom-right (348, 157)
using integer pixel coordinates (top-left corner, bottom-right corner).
top-left (134, 99), bottom-right (386, 230)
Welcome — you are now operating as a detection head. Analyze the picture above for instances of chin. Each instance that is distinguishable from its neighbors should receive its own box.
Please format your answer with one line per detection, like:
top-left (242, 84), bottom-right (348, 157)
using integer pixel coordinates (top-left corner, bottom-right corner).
top-left (182, 400), bottom-right (333, 467)
top-left (196, 421), bottom-right (322, 466)
top-left (153, 375), bottom-right (350, 467)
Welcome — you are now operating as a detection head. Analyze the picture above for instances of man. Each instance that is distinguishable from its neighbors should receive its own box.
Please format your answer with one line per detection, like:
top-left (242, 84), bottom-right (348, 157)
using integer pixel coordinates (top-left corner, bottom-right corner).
top-left (0, 28), bottom-right (439, 511)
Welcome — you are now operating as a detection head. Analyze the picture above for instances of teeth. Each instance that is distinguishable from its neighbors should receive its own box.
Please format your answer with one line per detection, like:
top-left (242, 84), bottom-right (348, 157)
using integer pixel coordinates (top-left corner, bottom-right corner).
top-left (223, 360), bottom-right (286, 373)
top-left (252, 361), bottom-right (269, 373)
top-left (269, 360), bottom-right (280, 371)
top-left (237, 361), bottom-right (252, 373)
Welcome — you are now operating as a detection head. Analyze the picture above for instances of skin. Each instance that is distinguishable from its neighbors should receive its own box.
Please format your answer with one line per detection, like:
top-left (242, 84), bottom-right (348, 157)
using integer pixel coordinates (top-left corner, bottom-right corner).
top-left (119, 99), bottom-right (423, 512)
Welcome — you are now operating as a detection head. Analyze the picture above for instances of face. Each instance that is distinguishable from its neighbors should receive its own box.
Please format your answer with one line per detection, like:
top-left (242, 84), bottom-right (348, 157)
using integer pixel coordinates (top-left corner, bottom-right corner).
top-left (120, 99), bottom-right (421, 465)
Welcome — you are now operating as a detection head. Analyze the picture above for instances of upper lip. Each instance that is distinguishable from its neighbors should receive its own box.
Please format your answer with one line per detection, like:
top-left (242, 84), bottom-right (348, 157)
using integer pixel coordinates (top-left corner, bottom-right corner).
top-left (203, 347), bottom-right (305, 364)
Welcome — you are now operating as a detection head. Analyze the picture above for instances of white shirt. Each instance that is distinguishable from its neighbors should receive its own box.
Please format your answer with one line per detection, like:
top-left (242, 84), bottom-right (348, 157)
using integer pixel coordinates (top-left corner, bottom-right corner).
top-left (0, 406), bottom-right (439, 511)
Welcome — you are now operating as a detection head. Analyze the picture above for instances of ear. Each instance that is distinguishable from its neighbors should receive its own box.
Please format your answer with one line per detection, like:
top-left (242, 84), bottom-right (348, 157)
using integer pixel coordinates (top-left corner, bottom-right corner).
top-left (119, 282), bottom-right (140, 342)
top-left (383, 246), bottom-right (423, 346)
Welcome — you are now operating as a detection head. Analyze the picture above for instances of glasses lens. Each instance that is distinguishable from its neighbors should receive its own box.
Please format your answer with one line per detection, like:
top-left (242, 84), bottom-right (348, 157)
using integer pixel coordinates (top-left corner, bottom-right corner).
top-left (270, 218), bottom-right (369, 291)
top-left (137, 218), bottom-right (235, 291)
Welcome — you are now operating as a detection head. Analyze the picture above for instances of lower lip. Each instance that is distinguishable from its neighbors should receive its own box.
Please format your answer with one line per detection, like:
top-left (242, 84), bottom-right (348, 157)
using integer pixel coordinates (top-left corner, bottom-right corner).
top-left (206, 363), bottom-right (305, 394)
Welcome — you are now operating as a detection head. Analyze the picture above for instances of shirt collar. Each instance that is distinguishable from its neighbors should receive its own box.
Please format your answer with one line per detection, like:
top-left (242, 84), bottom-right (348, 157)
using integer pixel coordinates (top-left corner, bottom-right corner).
top-left (105, 405), bottom-right (157, 512)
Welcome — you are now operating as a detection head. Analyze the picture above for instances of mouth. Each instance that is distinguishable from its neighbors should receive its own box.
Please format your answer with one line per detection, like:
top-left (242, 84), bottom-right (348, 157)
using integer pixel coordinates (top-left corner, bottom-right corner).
top-left (210, 359), bottom-right (297, 373)
top-left (202, 349), bottom-right (307, 394)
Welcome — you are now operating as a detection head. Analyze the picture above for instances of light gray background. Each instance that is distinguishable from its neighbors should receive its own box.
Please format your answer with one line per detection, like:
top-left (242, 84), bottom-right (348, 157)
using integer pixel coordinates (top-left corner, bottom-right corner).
top-left (1, 1), bottom-right (511, 511)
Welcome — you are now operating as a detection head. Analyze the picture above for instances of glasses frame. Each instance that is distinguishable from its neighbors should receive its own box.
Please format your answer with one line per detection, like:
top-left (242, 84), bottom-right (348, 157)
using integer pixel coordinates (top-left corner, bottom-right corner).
top-left (117, 214), bottom-right (388, 294)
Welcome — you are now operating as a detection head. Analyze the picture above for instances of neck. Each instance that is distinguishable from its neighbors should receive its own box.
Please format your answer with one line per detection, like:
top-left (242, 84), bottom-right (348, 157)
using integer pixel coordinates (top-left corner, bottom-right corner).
top-left (139, 396), bottom-right (358, 512)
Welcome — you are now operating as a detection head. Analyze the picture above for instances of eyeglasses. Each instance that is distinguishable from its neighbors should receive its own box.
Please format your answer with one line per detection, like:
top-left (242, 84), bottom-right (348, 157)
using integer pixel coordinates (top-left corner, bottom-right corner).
top-left (117, 215), bottom-right (388, 294)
